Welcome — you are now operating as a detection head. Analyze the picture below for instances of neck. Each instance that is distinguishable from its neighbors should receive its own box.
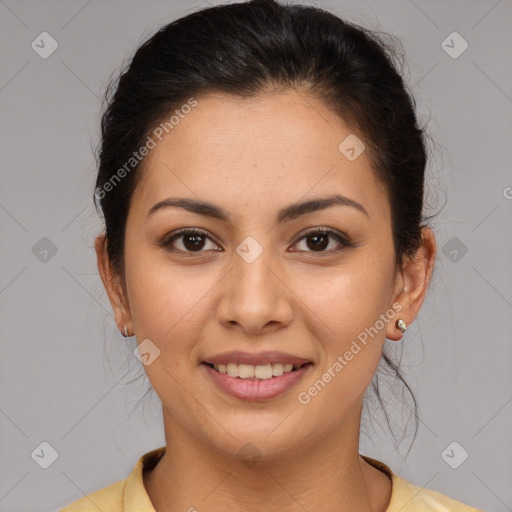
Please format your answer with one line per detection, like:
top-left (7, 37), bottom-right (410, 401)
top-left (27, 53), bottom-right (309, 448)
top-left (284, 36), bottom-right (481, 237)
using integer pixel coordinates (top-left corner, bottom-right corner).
top-left (144, 404), bottom-right (392, 512)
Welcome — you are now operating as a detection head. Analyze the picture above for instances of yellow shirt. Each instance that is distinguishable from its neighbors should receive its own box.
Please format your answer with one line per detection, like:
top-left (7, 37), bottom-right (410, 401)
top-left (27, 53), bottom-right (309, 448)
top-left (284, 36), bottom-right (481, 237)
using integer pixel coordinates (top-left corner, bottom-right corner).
top-left (60, 446), bottom-right (483, 511)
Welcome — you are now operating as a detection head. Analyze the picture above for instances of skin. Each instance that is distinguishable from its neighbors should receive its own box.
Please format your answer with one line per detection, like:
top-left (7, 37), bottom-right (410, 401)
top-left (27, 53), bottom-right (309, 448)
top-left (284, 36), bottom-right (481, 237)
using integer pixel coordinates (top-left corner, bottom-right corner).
top-left (96, 89), bottom-right (436, 512)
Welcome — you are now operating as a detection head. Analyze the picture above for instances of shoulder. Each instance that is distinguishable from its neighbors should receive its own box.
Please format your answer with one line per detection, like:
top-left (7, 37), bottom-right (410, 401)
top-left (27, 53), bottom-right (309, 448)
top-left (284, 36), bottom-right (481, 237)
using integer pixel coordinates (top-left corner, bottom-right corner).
top-left (361, 455), bottom-right (483, 512)
top-left (392, 476), bottom-right (484, 512)
top-left (59, 446), bottom-right (166, 512)
top-left (59, 479), bottom-right (125, 511)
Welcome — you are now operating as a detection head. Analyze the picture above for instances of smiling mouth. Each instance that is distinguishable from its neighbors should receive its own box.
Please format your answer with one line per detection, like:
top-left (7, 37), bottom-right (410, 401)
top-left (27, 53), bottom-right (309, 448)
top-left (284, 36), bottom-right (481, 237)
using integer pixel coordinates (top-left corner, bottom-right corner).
top-left (203, 362), bottom-right (312, 380)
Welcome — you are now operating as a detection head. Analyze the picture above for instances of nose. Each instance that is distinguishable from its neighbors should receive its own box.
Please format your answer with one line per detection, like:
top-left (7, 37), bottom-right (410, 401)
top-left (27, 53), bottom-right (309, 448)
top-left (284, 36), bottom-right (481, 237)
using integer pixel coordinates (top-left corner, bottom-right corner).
top-left (216, 243), bottom-right (294, 335)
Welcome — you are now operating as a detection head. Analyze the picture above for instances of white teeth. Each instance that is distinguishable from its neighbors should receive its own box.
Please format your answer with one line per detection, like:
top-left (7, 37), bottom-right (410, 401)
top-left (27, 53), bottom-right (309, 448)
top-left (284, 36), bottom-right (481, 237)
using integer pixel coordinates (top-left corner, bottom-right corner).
top-left (238, 364), bottom-right (255, 378)
top-left (227, 363), bottom-right (239, 377)
top-left (272, 363), bottom-right (284, 376)
top-left (254, 364), bottom-right (273, 379)
top-left (212, 362), bottom-right (298, 379)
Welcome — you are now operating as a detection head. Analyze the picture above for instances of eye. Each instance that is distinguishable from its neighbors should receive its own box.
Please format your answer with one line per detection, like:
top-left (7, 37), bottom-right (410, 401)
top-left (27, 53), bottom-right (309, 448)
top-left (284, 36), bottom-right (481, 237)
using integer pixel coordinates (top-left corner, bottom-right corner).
top-left (292, 227), bottom-right (351, 255)
top-left (161, 228), bottom-right (221, 254)
top-left (161, 227), bottom-right (351, 255)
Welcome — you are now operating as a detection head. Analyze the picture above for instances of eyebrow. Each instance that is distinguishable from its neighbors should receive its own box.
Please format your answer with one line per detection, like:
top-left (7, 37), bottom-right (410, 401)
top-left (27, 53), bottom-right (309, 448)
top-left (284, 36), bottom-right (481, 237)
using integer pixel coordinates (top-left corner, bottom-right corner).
top-left (146, 193), bottom-right (369, 223)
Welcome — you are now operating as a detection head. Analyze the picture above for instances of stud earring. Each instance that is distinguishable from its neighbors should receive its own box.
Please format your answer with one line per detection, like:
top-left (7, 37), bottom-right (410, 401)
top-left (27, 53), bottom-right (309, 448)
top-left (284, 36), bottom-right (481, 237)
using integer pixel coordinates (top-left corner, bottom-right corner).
top-left (396, 319), bottom-right (407, 333)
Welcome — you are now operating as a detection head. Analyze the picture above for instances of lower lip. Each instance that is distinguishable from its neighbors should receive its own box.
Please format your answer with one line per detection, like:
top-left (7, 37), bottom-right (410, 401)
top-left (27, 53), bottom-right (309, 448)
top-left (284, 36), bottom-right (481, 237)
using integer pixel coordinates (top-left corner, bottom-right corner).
top-left (202, 363), bottom-right (313, 401)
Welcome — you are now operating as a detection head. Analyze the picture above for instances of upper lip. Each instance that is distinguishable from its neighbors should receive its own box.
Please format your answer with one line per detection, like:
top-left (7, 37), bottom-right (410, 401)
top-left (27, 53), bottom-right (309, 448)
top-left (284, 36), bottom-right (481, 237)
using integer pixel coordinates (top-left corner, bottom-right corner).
top-left (203, 351), bottom-right (312, 367)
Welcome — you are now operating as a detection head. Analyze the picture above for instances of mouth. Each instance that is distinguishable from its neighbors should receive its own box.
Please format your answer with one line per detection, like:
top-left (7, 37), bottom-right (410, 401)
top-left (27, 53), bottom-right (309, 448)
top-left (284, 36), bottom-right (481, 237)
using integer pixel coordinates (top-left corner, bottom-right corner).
top-left (200, 351), bottom-right (314, 400)
top-left (201, 360), bottom-right (313, 401)
top-left (203, 361), bottom-right (313, 380)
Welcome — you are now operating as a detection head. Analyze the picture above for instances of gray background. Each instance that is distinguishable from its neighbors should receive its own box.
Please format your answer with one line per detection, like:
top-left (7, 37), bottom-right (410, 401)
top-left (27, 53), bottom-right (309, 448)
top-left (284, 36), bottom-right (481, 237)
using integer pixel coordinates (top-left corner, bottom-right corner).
top-left (0, 0), bottom-right (511, 511)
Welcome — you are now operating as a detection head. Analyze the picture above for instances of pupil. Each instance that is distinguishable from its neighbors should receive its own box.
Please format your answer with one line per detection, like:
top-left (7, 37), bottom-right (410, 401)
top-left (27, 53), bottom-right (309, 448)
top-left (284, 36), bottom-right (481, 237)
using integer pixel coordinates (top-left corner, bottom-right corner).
top-left (184, 234), bottom-right (205, 251)
top-left (308, 234), bottom-right (328, 251)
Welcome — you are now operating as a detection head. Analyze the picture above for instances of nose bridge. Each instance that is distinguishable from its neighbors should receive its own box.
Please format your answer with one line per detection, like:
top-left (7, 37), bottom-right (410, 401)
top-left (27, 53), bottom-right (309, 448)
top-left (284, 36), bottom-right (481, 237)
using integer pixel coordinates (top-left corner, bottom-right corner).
top-left (233, 233), bottom-right (280, 302)
top-left (218, 233), bottom-right (293, 331)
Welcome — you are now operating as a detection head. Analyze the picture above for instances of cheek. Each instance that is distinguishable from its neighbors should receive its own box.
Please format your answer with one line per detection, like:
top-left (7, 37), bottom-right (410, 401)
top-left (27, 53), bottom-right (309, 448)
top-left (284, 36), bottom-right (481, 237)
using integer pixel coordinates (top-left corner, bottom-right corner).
top-left (297, 256), bottom-right (394, 346)
top-left (294, 278), bottom-right (388, 429)
top-left (123, 263), bottom-right (215, 410)
top-left (124, 258), bottom-right (220, 358)
top-left (292, 256), bottom-right (394, 402)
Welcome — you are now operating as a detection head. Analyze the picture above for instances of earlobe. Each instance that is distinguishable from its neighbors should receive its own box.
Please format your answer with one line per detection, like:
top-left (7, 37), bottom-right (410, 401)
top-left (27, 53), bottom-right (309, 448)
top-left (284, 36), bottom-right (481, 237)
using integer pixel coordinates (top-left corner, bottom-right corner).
top-left (386, 227), bottom-right (437, 342)
top-left (94, 234), bottom-right (132, 334)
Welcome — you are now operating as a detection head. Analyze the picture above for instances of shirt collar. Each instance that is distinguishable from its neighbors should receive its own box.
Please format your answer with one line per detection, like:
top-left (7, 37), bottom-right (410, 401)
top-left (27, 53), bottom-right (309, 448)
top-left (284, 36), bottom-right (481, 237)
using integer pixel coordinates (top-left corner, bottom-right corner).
top-left (124, 445), bottom-right (165, 512)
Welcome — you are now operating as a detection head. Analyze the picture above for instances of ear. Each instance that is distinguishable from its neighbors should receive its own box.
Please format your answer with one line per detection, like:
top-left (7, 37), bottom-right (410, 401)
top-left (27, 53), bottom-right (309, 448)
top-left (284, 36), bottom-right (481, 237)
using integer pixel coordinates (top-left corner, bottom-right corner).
top-left (95, 234), bottom-right (132, 335)
top-left (386, 227), bottom-right (437, 341)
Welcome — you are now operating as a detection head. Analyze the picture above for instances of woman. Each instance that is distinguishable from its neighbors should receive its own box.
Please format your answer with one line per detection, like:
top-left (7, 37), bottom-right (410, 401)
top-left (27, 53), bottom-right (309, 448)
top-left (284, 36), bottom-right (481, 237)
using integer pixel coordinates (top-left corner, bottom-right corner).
top-left (61, 0), bottom-right (482, 510)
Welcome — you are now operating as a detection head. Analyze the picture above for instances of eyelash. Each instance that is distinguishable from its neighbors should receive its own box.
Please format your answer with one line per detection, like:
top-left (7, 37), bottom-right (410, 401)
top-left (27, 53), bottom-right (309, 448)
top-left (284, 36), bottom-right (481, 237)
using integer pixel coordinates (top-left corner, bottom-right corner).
top-left (161, 227), bottom-right (352, 256)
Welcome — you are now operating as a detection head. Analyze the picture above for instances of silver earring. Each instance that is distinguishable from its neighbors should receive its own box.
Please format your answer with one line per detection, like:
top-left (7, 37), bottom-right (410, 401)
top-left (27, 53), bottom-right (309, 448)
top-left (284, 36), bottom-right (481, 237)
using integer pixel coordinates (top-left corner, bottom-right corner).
top-left (396, 319), bottom-right (407, 333)
top-left (123, 325), bottom-right (129, 338)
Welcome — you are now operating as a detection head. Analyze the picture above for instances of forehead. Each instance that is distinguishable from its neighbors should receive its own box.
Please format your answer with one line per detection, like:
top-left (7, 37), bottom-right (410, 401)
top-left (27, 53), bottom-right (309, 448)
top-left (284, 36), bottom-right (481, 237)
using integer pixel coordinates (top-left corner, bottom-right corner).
top-left (131, 90), bottom-right (389, 223)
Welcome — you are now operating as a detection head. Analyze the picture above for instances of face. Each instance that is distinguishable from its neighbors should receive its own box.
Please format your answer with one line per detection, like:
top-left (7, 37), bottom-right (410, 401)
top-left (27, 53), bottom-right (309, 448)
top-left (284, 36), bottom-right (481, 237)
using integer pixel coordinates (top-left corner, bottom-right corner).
top-left (99, 89), bottom-right (420, 461)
